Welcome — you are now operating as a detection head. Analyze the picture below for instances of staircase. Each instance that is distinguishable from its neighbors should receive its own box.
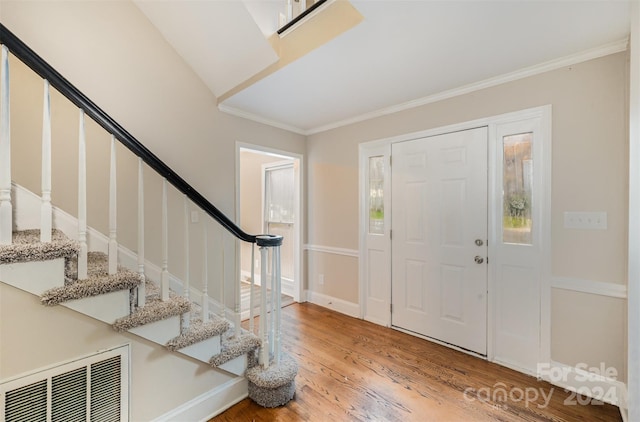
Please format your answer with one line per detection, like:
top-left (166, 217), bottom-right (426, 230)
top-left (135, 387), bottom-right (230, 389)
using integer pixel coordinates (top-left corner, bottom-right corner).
top-left (0, 23), bottom-right (297, 421)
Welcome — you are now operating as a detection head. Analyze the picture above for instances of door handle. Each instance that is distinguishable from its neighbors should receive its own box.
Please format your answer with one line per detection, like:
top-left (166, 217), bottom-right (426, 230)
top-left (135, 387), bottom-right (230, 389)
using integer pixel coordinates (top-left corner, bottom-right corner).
top-left (474, 256), bottom-right (484, 264)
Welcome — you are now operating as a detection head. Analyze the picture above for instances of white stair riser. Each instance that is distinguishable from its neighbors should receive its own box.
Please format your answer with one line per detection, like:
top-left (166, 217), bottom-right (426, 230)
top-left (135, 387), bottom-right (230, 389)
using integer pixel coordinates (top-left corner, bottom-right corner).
top-left (0, 258), bottom-right (65, 295)
top-left (218, 354), bottom-right (248, 376)
top-left (179, 336), bottom-right (221, 363)
top-left (130, 315), bottom-right (181, 344)
top-left (63, 289), bottom-right (130, 324)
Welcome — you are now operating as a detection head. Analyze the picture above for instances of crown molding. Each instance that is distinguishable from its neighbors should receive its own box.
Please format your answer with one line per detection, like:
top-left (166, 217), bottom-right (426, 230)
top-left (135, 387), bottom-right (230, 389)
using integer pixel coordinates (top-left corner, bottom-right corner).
top-left (218, 104), bottom-right (308, 135)
top-left (307, 37), bottom-right (629, 135)
top-left (219, 38), bottom-right (629, 137)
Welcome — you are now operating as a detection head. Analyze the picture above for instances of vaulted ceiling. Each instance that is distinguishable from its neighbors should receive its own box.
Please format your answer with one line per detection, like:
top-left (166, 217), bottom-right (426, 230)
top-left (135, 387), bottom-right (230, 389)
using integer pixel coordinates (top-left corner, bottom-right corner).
top-left (136, 0), bottom-right (631, 135)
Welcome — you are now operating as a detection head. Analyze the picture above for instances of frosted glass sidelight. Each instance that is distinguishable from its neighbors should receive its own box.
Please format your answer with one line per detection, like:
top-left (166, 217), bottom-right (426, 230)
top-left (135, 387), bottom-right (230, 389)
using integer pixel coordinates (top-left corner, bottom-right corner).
top-left (369, 156), bottom-right (384, 235)
top-left (503, 133), bottom-right (533, 245)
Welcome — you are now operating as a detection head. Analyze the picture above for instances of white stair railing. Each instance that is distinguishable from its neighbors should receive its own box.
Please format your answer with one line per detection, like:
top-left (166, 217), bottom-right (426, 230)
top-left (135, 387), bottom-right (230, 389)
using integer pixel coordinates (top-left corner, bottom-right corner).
top-left (0, 45), bottom-right (11, 245)
top-left (160, 178), bottom-right (169, 301)
top-left (108, 135), bottom-right (118, 275)
top-left (249, 243), bottom-right (256, 333)
top-left (77, 110), bottom-right (88, 280)
top-left (137, 157), bottom-right (146, 307)
top-left (259, 244), bottom-right (269, 367)
top-left (202, 221), bottom-right (209, 323)
top-left (40, 79), bottom-right (52, 243)
top-left (219, 234), bottom-right (225, 321)
top-left (183, 195), bottom-right (190, 330)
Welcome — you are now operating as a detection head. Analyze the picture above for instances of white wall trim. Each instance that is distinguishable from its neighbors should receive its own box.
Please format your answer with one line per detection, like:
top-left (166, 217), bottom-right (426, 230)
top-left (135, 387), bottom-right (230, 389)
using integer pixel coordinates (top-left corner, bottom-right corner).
top-left (539, 361), bottom-right (627, 408)
top-left (151, 377), bottom-right (248, 422)
top-left (306, 290), bottom-right (360, 318)
top-left (551, 276), bottom-right (628, 299)
top-left (304, 244), bottom-right (359, 258)
top-left (220, 104), bottom-right (307, 135)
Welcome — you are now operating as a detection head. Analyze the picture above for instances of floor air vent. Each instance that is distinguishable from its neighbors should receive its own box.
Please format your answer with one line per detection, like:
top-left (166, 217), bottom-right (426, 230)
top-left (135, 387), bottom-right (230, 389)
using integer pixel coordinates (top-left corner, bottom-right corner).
top-left (1, 345), bottom-right (129, 422)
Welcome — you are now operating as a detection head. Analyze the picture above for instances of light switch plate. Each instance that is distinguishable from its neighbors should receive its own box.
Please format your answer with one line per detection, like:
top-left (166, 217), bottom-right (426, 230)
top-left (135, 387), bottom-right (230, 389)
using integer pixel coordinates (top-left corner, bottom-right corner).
top-left (563, 212), bottom-right (607, 229)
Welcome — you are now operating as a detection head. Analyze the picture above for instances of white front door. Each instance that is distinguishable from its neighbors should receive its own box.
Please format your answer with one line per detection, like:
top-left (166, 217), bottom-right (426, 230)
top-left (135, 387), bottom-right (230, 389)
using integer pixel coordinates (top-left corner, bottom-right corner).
top-left (391, 127), bottom-right (488, 355)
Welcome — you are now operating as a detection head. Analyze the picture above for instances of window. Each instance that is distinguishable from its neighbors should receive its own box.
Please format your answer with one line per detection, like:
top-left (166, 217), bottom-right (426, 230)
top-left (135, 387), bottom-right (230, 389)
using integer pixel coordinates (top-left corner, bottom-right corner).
top-left (503, 133), bottom-right (533, 244)
top-left (369, 156), bottom-right (385, 234)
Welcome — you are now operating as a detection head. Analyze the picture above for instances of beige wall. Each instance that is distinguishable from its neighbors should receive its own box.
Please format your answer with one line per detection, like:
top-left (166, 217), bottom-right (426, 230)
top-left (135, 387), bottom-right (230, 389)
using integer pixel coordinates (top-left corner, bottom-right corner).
top-left (307, 52), bottom-right (628, 378)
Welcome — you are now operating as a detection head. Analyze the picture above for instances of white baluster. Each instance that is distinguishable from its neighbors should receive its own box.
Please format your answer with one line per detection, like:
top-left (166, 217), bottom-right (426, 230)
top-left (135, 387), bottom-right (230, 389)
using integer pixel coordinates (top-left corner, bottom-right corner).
top-left (183, 195), bottom-right (190, 330)
top-left (161, 178), bottom-right (169, 301)
top-left (40, 79), bottom-right (52, 243)
top-left (0, 45), bottom-right (12, 245)
top-left (108, 135), bottom-right (117, 275)
top-left (77, 110), bottom-right (88, 280)
top-left (234, 237), bottom-right (242, 336)
top-left (259, 245), bottom-right (269, 368)
top-left (249, 243), bottom-right (255, 333)
top-left (274, 245), bottom-right (282, 365)
top-left (220, 234), bottom-right (226, 320)
top-left (270, 247), bottom-right (276, 358)
top-left (137, 157), bottom-right (146, 307)
top-left (202, 221), bottom-right (209, 323)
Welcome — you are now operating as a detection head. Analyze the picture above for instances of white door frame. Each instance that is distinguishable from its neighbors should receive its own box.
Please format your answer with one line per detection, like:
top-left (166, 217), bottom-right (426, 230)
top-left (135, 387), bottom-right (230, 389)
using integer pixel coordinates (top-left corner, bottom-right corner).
top-left (236, 142), bottom-right (304, 303)
top-left (262, 159), bottom-right (297, 297)
top-left (359, 105), bottom-right (551, 368)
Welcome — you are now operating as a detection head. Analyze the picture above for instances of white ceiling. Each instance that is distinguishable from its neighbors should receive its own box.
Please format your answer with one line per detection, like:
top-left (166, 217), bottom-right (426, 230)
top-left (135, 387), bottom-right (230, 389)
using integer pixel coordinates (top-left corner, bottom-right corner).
top-left (137, 0), bottom-right (631, 135)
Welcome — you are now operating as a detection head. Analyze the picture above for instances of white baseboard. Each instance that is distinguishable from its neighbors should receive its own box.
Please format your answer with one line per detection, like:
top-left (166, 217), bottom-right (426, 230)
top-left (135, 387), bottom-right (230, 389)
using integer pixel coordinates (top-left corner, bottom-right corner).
top-left (306, 290), bottom-right (360, 318)
top-left (151, 377), bottom-right (248, 422)
top-left (539, 360), bottom-right (627, 407)
top-left (551, 276), bottom-right (627, 299)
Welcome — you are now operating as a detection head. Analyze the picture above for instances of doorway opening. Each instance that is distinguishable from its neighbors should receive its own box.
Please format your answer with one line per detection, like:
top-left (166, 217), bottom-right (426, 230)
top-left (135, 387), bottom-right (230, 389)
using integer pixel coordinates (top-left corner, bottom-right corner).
top-left (237, 145), bottom-right (303, 320)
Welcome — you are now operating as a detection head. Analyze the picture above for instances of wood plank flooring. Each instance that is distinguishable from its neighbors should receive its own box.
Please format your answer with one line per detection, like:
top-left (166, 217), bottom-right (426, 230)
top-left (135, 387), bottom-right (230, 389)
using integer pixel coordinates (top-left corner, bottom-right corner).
top-left (212, 303), bottom-right (622, 422)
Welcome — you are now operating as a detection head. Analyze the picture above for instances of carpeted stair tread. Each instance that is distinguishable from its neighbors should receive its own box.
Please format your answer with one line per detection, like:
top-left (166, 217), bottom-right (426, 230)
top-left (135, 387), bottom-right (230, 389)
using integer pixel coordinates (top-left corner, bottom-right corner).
top-left (40, 251), bottom-right (143, 306)
top-left (245, 353), bottom-right (298, 389)
top-left (209, 330), bottom-right (261, 367)
top-left (113, 295), bottom-right (190, 332)
top-left (0, 229), bottom-right (79, 264)
top-left (166, 316), bottom-right (231, 351)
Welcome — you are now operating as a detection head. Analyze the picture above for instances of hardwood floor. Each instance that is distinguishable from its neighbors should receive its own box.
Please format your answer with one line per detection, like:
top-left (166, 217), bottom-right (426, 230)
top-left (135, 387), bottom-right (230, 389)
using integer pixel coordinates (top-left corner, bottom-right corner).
top-left (212, 303), bottom-right (622, 422)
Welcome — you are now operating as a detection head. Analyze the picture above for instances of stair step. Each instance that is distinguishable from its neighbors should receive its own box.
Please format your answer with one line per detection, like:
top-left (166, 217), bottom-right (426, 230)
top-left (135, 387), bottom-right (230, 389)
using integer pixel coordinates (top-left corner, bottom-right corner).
top-left (166, 317), bottom-right (231, 363)
top-left (0, 229), bottom-right (78, 294)
top-left (113, 295), bottom-right (190, 332)
top-left (130, 315), bottom-right (182, 345)
top-left (0, 258), bottom-right (66, 295)
top-left (210, 330), bottom-right (260, 374)
top-left (63, 289), bottom-right (130, 324)
top-left (40, 252), bottom-right (142, 306)
top-left (0, 229), bottom-right (79, 265)
top-left (218, 354), bottom-right (249, 376)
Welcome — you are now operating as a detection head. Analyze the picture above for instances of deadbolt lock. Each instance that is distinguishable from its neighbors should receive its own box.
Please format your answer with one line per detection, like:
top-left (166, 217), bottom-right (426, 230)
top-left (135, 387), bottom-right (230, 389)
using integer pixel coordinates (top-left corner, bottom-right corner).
top-left (475, 239), bottom-right (484, 246)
